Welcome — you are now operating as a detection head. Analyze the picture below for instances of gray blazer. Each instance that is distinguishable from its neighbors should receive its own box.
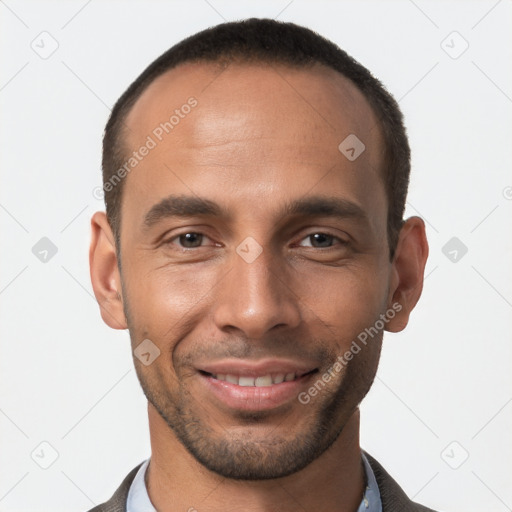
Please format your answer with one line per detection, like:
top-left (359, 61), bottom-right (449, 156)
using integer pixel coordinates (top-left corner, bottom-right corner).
top-left (87, 452), bottom-right (438, 512)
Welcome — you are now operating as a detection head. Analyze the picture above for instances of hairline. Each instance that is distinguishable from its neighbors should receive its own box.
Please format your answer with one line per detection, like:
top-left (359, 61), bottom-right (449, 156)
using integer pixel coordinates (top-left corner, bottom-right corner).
top-left (113, 58), bottom-right (393, 261)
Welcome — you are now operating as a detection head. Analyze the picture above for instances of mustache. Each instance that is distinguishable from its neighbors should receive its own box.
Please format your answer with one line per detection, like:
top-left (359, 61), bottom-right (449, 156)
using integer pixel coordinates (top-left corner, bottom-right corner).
top-left (176, 335), bottom-right (337, 366)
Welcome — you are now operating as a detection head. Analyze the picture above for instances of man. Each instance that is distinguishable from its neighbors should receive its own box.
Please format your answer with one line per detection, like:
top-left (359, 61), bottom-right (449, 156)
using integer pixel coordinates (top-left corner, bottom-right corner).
top-left (89, 18), bottom-right (433, 512)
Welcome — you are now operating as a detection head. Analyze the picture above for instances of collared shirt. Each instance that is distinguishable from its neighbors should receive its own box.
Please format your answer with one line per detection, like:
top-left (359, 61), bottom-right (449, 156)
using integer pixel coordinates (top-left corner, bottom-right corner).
top-left (359, 451), bottom-right (382, 512)
top-left (127, 452), bottom-right (382, 512)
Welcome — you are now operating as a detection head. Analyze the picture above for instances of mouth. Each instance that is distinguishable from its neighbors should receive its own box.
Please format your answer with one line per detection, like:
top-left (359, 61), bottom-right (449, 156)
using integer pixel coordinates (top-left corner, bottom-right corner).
top-left (195, 360), bottom-right (319, 412)
top-left (199, 370), bottom-right (316, 387)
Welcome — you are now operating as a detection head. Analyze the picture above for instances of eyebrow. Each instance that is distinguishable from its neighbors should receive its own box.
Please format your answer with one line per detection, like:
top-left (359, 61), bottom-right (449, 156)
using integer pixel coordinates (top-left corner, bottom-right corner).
top-left (143, 195), bottom-right (222, 230)
top-left (142, 194), bottom-right (369, 231)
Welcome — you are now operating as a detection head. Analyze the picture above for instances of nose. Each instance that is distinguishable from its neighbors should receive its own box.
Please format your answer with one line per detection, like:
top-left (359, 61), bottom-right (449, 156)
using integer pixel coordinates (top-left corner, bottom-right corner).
top-left (212, 244), bottom-right (302, 340)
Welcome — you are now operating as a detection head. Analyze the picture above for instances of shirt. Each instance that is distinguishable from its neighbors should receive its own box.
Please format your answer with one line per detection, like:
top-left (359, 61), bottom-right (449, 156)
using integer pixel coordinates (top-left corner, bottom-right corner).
top-left (126, 452), bottom-right (382, 512)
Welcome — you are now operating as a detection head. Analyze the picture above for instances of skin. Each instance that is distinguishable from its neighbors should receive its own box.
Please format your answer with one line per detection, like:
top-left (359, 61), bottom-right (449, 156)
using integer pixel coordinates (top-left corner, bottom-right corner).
top-left (90, 61), bottom-right (428, 512)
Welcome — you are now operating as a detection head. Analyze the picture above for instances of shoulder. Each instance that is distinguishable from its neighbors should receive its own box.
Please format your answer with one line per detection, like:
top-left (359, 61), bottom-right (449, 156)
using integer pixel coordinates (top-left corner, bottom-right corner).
top-left (364, 452), bottom-right (439, 512)
top-left (85, 462), bottom-right (144, 512)
top-left (84, 455), bottom-right (441, 512)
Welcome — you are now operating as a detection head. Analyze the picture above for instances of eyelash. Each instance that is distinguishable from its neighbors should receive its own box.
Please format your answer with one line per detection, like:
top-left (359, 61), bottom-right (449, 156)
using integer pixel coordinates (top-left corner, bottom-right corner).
top-left (162, 231), bottom-right (348, 250)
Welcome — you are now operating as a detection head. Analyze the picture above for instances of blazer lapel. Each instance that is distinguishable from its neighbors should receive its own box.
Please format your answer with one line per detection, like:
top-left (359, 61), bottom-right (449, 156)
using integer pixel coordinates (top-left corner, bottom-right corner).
top-left (364, 452), bottom-right (437, 512)
top-left (86, 462), bottom-right (143, 512)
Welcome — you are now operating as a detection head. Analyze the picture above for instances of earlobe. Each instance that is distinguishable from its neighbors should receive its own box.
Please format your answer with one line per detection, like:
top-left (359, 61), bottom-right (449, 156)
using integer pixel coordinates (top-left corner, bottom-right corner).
top-left (385, 216), bottom-right (429, 333)
top-left (89, 211), bottom-right (127, 330)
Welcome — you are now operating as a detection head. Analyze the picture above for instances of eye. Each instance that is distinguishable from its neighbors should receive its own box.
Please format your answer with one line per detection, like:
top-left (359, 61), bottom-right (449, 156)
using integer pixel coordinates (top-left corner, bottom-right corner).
top-left (165, 232), bottom-right (211, 249)
top-left (298, 232), bottom-right (347, 249)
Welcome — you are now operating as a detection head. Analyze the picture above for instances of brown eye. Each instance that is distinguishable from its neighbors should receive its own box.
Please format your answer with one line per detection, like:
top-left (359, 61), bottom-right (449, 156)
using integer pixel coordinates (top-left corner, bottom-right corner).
top-left (178, 233), bottom-right (203, 248)
top-left (165, 232), bottom-right (206, 249)
top-left (299, 233), bottom-right (345, 248)
top-left (309, 233), bottom-right (333, 248)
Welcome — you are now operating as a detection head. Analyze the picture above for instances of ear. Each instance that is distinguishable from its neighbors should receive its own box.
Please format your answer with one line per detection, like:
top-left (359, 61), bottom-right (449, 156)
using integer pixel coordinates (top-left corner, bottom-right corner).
top-left (89, 211), bottom-right (127, 330)
top-left (385, 216), bottom-right (429, 333)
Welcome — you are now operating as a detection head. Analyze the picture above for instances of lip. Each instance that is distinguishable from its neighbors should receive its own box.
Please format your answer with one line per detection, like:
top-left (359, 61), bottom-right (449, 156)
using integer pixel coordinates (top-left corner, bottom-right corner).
top-left (198, 358), bottom-right (316, 377)
top-left (196, 358), bottom-right (318, 412)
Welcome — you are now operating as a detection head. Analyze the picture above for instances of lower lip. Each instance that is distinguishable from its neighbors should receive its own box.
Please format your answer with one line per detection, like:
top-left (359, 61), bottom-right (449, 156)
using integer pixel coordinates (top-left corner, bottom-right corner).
top-left (199, 373), bottom-right (315, 412)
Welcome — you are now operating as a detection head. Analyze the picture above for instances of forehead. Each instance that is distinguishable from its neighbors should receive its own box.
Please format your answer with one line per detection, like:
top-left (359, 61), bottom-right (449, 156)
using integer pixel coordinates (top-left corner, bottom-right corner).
top-left (119, 60), bottom-right (386, 235)
top-left (124, 60), bottom-right (383, 159)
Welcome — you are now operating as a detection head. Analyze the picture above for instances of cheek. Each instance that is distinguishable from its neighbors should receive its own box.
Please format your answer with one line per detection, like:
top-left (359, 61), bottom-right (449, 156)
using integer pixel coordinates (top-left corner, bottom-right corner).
top-left (124, 263), bottom-right (220, 338)
top-left (124, 250), bottom-right (390, 349)
top-left (297, 263), bottom-right (389, 343)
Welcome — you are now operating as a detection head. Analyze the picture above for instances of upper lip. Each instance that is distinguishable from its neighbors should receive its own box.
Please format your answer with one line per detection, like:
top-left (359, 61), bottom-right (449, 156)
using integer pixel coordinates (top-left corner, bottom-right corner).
top-left (197, 358), bottom-right (317, 378)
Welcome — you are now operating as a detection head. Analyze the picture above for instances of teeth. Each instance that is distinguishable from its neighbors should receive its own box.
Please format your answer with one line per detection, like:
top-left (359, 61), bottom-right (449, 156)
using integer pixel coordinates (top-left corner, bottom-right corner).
top-left (239, 376), bottom-right (255, 387)
top-left (273, 373), bottom-right (285, 384)
top-left (225, 374), bottom-right (238, 384)
top-left (254, 375), bottom-right (273, 387)
top-left (210, 372), bottom-right (297, 385)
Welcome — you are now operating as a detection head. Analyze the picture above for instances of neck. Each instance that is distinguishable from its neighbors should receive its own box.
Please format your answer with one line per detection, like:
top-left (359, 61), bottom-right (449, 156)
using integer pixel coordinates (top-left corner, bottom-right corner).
top-left (145, 404), bottom-right (364, 512)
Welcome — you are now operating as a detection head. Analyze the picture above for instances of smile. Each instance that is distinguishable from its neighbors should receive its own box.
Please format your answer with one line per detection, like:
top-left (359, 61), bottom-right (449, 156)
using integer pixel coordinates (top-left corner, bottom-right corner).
top-left (196, 360), bottom-right (319, 411)
top-left (202, 371), bottom-right (311, 387)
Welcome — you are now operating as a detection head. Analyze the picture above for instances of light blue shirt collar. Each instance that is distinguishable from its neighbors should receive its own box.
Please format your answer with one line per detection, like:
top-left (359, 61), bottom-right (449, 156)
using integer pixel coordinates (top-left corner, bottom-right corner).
top-left (127, 452), bottom-right (382, 512)
top-left (126, 458), bottom-right (155, 511)
top-left (359, 452), bottom-right (382, 512)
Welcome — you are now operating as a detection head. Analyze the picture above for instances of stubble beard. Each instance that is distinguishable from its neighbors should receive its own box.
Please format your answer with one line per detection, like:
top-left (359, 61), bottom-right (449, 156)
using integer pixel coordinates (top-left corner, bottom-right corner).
top-left (122, 283), bottom-right (382, 480)
top-left (133, 345), bottom-right (380, 481)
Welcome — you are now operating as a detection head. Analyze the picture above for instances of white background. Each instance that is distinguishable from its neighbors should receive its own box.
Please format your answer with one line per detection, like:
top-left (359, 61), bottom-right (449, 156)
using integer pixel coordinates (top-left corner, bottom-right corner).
top-left (1, 1), bottom-right (511, 511)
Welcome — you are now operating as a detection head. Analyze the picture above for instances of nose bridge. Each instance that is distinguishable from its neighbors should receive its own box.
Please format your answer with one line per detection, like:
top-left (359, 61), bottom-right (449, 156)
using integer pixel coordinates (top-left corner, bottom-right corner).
top-left (212, 240), bottom-right (301, 338)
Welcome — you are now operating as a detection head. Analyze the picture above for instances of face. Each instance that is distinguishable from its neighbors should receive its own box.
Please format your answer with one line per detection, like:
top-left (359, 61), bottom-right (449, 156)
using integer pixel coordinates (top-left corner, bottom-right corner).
top-left (92, 62), bottom-right (423, 480)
